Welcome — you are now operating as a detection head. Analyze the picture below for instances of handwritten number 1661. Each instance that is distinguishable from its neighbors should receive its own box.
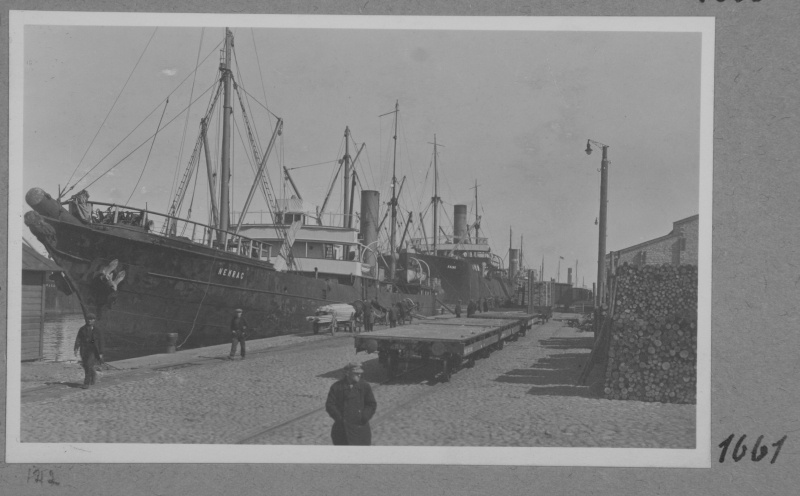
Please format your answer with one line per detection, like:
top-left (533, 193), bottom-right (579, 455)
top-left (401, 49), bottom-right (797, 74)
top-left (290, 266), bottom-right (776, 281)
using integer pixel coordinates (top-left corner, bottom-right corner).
top-left (719, 434), bottom-right (787, 463)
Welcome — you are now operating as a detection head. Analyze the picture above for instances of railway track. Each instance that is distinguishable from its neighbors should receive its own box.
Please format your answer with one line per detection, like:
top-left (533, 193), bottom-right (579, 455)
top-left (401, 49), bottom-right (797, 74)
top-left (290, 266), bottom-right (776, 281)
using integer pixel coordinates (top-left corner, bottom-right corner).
top-left (232, 329), bottom-right (520, 445)
top-left (234, 360), bottom-right (454, 444)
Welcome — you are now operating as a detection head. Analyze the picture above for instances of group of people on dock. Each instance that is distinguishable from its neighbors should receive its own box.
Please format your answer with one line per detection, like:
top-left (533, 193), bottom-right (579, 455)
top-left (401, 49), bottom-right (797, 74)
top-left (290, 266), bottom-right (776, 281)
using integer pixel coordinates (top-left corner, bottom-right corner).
top-left (454, 297), bottom-right (493, 318)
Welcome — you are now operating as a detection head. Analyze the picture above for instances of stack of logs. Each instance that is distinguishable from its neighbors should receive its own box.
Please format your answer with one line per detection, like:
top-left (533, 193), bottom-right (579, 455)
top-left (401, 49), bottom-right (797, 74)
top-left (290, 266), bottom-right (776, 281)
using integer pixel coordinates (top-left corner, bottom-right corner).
top-left (604, 264), bottom-right (697, 404)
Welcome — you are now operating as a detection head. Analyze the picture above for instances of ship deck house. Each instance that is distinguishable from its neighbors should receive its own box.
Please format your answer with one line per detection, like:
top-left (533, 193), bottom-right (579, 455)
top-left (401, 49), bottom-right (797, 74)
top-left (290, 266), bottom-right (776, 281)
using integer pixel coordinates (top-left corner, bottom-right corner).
top-left (237, 198), bottom-right (366, 283)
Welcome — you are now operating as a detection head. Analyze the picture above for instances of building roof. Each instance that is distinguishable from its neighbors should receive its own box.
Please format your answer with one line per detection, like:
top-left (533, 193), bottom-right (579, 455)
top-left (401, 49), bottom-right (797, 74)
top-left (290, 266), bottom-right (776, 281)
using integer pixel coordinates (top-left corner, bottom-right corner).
top-left (22, 243), bottom-right (61, 271)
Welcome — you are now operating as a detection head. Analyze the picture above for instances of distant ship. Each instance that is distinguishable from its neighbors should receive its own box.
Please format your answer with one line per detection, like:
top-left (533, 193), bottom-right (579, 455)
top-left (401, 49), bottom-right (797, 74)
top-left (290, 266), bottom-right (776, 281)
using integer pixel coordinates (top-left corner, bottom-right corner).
top-left (25, 28), bottom-right (434, 361)
top-left (394, 137), bottom-right (525, 309)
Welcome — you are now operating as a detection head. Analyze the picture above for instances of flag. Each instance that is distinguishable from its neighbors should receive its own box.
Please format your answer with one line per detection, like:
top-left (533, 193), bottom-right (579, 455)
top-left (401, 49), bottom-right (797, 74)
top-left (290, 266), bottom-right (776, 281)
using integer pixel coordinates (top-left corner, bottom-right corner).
top-left (559, 256), bottom-right (564, 260)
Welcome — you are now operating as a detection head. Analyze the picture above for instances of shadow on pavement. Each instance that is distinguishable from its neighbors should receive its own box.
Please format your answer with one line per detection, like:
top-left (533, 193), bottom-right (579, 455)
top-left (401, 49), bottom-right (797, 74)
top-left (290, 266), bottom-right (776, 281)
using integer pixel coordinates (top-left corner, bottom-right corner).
top-left (316, 356), bottom-right (438, 386)
top-left (537, 336), bottom-right (595, 350)
top-left (46, 381), bottom-right (84, 389)
top-left (495, 350), bottom-right (604, 398)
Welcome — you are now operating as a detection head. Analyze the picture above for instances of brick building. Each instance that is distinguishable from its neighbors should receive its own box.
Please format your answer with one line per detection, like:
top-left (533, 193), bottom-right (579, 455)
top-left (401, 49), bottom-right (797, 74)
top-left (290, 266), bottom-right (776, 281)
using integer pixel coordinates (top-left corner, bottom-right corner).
top-left (608, 214), bottom-right (699, 268)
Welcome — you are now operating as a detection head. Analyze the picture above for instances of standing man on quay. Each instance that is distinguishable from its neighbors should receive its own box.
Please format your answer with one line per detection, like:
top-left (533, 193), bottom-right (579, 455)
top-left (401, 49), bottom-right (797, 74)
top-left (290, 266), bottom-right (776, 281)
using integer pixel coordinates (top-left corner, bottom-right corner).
top-left (229, 308), bottom-right (249, 360)
top-left (73, 313), bottom-right (104, 389)
top-left (455, 299), bottom-right (462, 318)
top-left (325, 362), bottom-right (377, 446)
top-left (363, 303), bottom-right (373, 332)
top-left (388, 304), bottom-right (397, 328)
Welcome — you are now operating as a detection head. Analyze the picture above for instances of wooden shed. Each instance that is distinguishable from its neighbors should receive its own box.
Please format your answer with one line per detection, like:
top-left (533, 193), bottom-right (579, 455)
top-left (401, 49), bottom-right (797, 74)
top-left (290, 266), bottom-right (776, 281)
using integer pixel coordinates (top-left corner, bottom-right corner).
top-left (22, 243), bottom-right (63, 361)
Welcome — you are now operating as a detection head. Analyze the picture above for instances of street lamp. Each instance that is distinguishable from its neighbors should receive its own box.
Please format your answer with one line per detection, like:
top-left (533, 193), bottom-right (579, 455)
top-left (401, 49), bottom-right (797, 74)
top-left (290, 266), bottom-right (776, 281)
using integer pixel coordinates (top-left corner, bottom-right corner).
top-left (585, 139), bottom-right (610, 312)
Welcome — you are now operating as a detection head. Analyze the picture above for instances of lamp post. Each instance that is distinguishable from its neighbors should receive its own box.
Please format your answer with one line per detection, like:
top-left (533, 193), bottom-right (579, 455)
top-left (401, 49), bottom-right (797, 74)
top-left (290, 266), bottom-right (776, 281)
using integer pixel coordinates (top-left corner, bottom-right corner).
top-left (585, 139), bottom-right (610, 311)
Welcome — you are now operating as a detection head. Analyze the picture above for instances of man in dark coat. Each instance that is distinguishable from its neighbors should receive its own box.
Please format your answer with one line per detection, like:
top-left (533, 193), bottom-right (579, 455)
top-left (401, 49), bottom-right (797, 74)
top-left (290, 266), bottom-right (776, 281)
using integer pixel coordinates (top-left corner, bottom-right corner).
top-left (388, 304), bottom-right (397, 328)
top-left (73, 313), bottom-right (104, 389)
top-left (228, 308), bottom-right (249, 360)
top-left (325, 362), bottom-right (377, 445)
top-left (363, 305), bottom-right (373, 332)
top-left (467, 300), bottom-right (476, 317)
top-left (397, 302), bottom-right (405, 326)
top-left (455, 300), bottom-right (462, 318)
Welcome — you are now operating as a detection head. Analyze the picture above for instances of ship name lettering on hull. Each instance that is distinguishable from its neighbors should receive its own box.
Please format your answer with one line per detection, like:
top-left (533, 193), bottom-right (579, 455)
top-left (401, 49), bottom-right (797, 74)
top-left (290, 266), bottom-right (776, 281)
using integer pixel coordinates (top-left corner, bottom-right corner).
top-left (218, 267), bottom-right (245, 280)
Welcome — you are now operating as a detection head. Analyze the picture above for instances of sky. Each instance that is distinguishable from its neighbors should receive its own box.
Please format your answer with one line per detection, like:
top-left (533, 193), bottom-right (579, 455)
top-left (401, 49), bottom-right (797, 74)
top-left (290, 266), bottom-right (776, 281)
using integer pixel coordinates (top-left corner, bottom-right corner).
top-left (19, 17), bottom-right (706, 289)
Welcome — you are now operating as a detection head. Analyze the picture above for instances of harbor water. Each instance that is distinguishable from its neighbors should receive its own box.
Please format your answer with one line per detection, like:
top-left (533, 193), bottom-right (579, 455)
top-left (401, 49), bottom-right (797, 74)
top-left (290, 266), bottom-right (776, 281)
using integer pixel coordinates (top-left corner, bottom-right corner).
top-left (42, 313), bottom-right (85, 362)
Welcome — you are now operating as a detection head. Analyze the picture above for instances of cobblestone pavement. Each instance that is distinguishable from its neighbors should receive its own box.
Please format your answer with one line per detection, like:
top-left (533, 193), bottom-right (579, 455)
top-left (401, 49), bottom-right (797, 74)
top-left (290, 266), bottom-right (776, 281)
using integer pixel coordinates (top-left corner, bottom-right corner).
top-left (20, 320), bottom-right (695, 448)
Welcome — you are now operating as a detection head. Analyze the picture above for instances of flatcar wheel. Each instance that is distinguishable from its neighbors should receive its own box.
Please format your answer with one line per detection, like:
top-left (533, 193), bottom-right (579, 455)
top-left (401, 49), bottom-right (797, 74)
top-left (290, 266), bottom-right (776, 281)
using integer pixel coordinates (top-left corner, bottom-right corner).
top-left (465, 356), bottom-right (476, 368)
top-left (313, 323), bottom-right (319, 335)
top-left (440, 358), bottom-right (452, 382)
top-left (497, 339), bottom-right (504, 350)
top-left (386, 351), bottom-right (399, 379)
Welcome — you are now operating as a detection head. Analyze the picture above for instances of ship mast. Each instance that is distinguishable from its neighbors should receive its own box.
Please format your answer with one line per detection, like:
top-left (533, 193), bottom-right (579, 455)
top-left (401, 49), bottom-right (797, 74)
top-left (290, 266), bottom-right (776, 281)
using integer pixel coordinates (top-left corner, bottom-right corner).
top-left (428, 134), bottom-right (443, 256)
top-left (473, 179), bottom-right (479, 240)
top-left (389, 101), bottom-right (399, 284)
top-left (343, 126), bottom-right (351, 228)
top-left (218, 28), bottom-right (234, 241)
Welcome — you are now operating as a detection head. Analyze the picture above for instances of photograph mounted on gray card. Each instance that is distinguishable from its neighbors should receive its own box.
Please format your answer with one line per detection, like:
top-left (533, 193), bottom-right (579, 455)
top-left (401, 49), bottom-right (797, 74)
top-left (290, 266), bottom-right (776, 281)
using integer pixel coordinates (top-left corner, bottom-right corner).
top-left (7, 12), bottom-right (713, 466)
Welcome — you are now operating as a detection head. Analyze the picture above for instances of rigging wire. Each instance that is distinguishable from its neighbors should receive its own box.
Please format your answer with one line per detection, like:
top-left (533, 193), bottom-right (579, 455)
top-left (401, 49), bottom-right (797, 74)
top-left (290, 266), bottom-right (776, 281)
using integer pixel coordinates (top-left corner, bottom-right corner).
top-left (182, 150), bottom-right (204, 235)
top-left (249, 28), bottom-right (274, 130)
top-left (63, 28), bottom-right (159, 195)
top-left (66, 41), bottom-right (223, 197)
top-left (237, 85), bottom-right (281, 121)
top-left (75, 80), bottom-right (220, 194)
top-left (287, 159), bottom-right (339, 171)
top-left (168, 28), bottom-right (205, 212)
top-left (125, 97), bottom-right (169, 205)
top-left (233, 54), bottom-right (263, 161)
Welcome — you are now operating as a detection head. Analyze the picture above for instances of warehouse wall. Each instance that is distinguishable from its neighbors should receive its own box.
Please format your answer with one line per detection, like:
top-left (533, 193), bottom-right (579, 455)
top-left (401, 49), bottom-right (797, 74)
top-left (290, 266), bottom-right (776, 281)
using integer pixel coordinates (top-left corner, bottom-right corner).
top-left (612, 215), bottom-right (698, 268)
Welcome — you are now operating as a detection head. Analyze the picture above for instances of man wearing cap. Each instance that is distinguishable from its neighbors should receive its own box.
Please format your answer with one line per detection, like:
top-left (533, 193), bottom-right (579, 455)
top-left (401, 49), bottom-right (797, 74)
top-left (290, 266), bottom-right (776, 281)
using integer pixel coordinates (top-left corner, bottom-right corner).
top-left (228, 308), bottom-right (249, 360)
top-left (73, 313), bottom-right (104, 389)
top-left (325, 362), bottom-right (377, 445)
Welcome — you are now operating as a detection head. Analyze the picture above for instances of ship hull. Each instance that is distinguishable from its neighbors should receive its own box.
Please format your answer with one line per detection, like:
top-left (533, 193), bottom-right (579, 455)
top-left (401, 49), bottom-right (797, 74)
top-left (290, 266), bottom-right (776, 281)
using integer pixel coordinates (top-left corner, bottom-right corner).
top-left (27, 215), bottom-right (435, 361)
top-left (402, 252), bottom-right (511, 306)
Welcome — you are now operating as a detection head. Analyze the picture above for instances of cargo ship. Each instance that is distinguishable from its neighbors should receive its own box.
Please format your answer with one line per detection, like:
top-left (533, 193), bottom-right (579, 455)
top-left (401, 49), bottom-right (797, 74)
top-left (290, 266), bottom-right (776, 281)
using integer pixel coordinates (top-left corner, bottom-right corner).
top-left (393, 137), bottom-right (524, 309)
top-left (24, 28), bottom-right (435, 361)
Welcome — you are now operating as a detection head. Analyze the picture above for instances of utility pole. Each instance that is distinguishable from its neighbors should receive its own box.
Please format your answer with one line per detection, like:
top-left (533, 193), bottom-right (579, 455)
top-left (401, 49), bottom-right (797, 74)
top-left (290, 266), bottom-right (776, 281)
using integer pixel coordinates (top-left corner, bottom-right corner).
top-left (586, 139), bottom-right (610, 306)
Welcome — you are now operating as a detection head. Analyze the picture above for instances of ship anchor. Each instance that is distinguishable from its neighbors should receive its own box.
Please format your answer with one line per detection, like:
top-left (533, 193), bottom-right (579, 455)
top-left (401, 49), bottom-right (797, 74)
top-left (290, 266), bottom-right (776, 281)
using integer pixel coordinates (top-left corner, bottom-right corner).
top-left (96, 259), bottom-right (126, 292)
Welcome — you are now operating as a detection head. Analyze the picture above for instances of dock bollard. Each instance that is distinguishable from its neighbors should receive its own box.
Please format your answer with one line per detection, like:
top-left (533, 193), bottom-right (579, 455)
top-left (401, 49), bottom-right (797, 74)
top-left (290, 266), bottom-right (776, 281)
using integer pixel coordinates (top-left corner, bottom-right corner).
top-left (166, 333), bottom-right (178, 353)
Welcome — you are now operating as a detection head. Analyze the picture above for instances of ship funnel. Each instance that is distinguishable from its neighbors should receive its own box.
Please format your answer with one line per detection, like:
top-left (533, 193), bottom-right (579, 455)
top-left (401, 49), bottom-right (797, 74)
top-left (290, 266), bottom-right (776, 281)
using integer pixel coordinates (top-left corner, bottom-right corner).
top-left (360, 190), bottom-right (380, 273)
top-left (567, 268), bottom-right (573, 285)
top-left (508, 248), bottom-right (519, 279)
top-left (453, 204), bottom-right (468, 243)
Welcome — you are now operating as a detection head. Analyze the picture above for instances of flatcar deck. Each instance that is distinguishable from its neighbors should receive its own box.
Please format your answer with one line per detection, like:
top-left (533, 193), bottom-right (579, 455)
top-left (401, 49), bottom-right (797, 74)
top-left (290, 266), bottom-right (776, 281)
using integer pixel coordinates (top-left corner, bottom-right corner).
top-left (354, 313), bottom-right (536, 381)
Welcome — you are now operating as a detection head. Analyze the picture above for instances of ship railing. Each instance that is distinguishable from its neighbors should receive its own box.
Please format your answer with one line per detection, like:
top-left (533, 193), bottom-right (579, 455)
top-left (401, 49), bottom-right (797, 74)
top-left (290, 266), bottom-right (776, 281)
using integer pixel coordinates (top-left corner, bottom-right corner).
top-left (232, 209), bottom-right (359, 228)
top-left (87, 201), bottom-right (274, 262)
top-left (410, 235), bottom-right (489, 247)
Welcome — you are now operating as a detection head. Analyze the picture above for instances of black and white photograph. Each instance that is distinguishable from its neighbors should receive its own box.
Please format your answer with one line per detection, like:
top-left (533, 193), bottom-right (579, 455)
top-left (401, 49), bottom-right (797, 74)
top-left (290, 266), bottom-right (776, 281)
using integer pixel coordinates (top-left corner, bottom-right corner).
top-left (6, 12), bottom-right (712, 466)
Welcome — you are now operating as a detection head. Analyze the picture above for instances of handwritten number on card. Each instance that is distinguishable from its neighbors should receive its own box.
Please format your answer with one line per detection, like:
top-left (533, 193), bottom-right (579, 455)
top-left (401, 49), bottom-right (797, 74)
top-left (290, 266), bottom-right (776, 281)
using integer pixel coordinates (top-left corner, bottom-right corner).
top-left (27, 466), bottom-right (60, 486)
top-left (719, 434), bottom-right (788, 463)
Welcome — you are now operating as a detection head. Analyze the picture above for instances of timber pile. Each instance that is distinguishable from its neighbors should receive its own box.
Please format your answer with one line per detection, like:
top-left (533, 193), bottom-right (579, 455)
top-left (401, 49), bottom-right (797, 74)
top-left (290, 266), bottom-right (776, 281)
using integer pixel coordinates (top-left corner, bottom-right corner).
top-left (604, 264), bottom-right (697, 404)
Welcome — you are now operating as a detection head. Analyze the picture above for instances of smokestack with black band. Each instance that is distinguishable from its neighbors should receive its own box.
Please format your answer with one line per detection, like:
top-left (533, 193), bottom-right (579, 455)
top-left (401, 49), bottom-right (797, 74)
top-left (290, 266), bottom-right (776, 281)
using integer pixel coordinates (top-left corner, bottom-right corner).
top-left (360, 190), bottom-right (380, 271)
top-left (453, 204), bottom-right (468, 243)
top-left (509, 248), bottom-right (519, 279)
